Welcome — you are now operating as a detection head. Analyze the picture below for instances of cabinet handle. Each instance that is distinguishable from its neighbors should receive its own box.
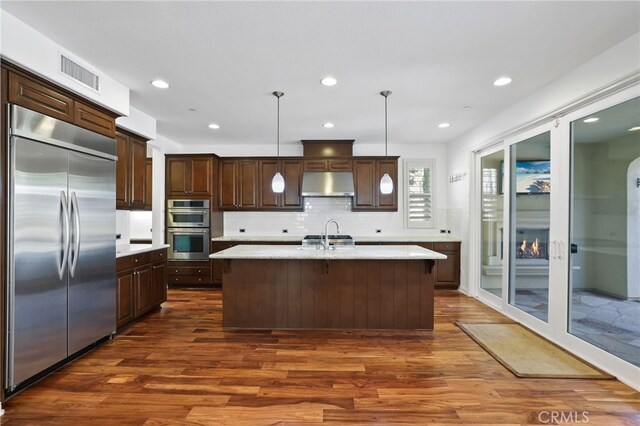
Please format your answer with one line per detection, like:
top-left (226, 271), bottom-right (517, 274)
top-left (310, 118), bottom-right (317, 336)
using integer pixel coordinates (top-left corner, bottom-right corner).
top-left (134, 259), bottom-right (138, 263)
top-left (175, 278), bottom-right (179, 282)
top-left (197, 269), bottom-right (202, 273)
top-left (175, 269), bottom-right (179, 272)
top-left (198, 278), bottom-right (202, 282)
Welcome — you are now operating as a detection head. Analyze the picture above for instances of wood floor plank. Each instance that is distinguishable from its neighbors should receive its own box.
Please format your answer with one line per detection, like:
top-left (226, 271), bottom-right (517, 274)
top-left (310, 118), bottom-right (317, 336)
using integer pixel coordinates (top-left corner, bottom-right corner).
top-left (1, 288), bottom-right (637, 425)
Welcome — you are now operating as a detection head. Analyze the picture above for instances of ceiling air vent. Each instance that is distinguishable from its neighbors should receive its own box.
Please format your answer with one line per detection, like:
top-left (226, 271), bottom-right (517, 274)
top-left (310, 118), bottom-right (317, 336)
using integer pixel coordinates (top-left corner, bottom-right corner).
top-left (60, 55), bottom-right (100, 92)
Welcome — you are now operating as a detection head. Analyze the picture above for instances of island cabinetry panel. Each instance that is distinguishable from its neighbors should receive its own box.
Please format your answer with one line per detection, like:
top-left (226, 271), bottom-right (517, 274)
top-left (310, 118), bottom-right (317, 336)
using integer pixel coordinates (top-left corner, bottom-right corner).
top-left (166, 155), bottom-right (213, 198)
top-left (116, 128), bottom-right (148, 210)
top-left (222, 259), bottom-right (434, 330)
top-left (258, 159), bottom-right (304, 210)
top-left (116, 248), bottom-right (167, 329)
top-left (167, 260), bottom-right (213, 285)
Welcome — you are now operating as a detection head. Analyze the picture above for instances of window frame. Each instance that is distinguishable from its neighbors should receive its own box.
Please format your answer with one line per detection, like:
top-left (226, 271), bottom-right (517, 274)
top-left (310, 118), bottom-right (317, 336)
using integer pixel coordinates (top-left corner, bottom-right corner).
top-left (403, 158), bottom-right (436, 229)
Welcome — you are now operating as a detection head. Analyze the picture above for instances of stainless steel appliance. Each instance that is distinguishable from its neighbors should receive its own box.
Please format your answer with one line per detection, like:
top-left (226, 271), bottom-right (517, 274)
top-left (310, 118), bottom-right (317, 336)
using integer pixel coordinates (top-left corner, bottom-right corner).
top-left (6, 105), bottom-right (117, 391)
top-left (166, 199), bottom-right (210, 260)
top-left (167, 199), bottom-right (210, 228)
top-left (301, 171), bottom-right (355, 197)
top-left (166, 227), bottom-right (210, 260)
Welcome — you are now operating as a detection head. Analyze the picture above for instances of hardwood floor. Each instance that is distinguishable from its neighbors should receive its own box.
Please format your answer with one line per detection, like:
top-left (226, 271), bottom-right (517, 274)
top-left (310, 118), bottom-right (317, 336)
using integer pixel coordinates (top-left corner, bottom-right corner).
top-left (2, 289), bottom-right (638, 425)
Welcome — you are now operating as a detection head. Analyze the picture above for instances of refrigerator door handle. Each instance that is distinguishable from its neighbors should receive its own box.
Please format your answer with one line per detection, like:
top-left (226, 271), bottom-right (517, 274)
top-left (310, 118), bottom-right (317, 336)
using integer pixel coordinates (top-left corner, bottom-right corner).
top-left (59, 191), bottom-right (71, 280)
top-left (70, 191), bottom-right (81, 277)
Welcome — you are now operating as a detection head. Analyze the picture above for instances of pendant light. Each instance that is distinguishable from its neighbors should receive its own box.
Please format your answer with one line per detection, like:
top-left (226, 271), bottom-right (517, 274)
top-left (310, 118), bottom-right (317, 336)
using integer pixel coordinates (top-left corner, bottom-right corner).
top-left (379, 90), bottom-right (393, 194)
top-left (272, 91), bottom-right (285, 193)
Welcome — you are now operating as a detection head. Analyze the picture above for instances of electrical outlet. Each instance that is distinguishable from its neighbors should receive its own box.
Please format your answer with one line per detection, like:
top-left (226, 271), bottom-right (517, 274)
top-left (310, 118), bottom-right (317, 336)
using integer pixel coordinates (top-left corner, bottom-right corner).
top-left (440, 229), bottom-right (447, 234)
top-left (375, 229), bottom-right (382, 233)
top-left (239, 228), bottom-right (246, 233)
top-left (282, 229), bottom-right (288, 233)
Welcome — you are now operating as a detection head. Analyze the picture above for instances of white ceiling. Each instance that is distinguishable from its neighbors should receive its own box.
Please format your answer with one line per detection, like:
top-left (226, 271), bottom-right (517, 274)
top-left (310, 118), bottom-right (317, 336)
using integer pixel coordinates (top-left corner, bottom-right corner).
top-left (2, 1), bottom-right (639, 148)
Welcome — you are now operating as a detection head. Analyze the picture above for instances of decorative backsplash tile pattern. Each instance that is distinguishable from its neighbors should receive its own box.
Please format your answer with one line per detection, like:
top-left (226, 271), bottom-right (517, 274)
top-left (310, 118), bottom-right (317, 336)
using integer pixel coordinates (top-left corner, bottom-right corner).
top-left (224, 197), bottom-right (447, 236)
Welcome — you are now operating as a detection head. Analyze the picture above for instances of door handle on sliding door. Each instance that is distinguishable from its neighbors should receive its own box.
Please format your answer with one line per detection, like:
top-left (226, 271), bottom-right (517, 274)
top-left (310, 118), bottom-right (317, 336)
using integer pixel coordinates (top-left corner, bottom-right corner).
top-left (59, 191), bottom-right (70, 279)
top-left (70, 192), bottom-right (81, 277)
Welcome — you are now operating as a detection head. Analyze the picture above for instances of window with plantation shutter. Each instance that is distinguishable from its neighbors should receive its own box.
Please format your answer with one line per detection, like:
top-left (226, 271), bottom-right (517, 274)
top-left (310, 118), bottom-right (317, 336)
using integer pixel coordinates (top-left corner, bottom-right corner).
top-left (404, 159), bottom-right (435, 228)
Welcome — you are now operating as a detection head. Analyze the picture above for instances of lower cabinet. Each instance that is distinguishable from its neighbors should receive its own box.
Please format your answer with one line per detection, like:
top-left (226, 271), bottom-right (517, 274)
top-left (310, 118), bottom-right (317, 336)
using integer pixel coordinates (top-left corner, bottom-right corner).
top-left (116, 248), bottom-right (167, 329)
top-left (167, 260), bottom-right (213, 286)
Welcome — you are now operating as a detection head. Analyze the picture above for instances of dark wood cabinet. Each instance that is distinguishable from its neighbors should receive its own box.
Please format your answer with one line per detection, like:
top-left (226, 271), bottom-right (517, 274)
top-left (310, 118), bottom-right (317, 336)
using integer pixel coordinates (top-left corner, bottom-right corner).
top-left (166, 155), bottom-right (213, 198)
top-left (303, 158), bottom-right (352, 171)
top-left (7, 69), bottom-right (116, 137)
top-left (116, 270), bottom-right (135, 328)
top-left (9, 72), bottom-right (74, 122)
top-left (211, 241), bottom-right (237, 284)
top-left (167, 260), bottom-right (213, 286)
top-left (219, 159), bottom-right (258, 210)
top-left (115, 133), bottom-right (129, 209)
top-left (116, 248), bottom-right (167, 329)
top-left (144, 159), bottom-right (153, 210)
top-left (433, 242), bottom-right (460, 289)
top-left (115, 129), bottom-right (148, 210)
top-left (258, 159), bottom-right (304, 210)
top-left (129, 137), bottom-right (147, 209)
top-left (352, 157), bottom-right (399, 211)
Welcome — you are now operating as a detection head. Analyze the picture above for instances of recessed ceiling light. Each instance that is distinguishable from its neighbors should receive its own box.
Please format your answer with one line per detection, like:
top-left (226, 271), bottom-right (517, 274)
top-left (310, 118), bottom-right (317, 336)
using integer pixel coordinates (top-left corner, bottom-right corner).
top-left (493, 76), bottom-right (512, 86)
top-left (208, 123), bottom-right (220, 129)
top-left (583, 117), bottom-right (599, 123)
top-left (151, 79), bottom-right (170, 89)
top-left (438, 122), bottom-right (450, 128)
top-left (320, 77), bottom-right (337, 87)
top-left (629, 126), bottom-right (640, 132)
top-left (323, 122), bottom-right (334, 128)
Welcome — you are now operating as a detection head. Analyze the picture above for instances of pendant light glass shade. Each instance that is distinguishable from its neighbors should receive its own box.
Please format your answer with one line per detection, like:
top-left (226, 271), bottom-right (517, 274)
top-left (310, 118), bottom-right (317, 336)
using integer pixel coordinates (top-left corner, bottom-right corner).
top-left (272, 172), bottom-right (285, 193)
top-left (380, 90), bottom-right (393, 194)
top-left (272, 91), bottom-right (285, 193)
top-left (380, 172), bottom-right (393, 194)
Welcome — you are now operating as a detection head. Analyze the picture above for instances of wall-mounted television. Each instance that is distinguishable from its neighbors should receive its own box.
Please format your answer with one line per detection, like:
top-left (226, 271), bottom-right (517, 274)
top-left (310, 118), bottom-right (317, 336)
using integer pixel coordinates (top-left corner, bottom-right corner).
top-left (501, 160), bottom-right (551, 194)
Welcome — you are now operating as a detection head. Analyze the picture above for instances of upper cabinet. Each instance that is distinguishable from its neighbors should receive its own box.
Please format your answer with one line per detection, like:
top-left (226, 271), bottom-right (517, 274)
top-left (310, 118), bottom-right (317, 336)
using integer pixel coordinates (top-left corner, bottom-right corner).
top-left (116, 129), bottom-right (148, 210)
top-left (166, 155), bottom-right (213, 198)
top-left (353, 157), bottom-right (399, 211)
top-left (7, 70), bottom-right (116, 138)
top-left (144, 159), bottom-right (153, 210)
top-left (219, 159), bottom-right (259, 210)
top-left (303, 158), bottom-right (352, 172)
top-left (258, 159), bottom-right (303, 210)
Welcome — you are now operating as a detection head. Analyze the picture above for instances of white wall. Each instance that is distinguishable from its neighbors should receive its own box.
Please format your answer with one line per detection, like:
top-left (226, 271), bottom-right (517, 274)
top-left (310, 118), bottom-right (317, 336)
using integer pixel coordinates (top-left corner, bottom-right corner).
top-left (116, 106), bottom-right (157, 140)
top-left (447, 33), bottom-right (640, 294)
top-left (0, 10), bottom-right (129, 115)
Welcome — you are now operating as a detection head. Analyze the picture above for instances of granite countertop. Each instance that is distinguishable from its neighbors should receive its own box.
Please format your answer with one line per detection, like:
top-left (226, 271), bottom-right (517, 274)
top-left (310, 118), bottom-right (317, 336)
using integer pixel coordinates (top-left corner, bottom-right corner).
top-left (116, 243), bottom-right (170, 258)
top-left (211, 235), bottom-right (460, 243)
top-left (209, 244), bottom-right (447, 260)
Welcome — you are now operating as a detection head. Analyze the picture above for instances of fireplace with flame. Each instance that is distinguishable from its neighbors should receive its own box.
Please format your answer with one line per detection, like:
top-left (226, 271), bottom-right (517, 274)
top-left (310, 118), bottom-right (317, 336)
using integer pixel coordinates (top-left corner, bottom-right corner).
top-left (502, 228), bottom-right (549, 261)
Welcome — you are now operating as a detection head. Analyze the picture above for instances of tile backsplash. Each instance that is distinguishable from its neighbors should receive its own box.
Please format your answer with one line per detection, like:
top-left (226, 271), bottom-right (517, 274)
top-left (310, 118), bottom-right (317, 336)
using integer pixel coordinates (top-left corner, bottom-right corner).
top-left (223, 197), bottom-right (446, 236)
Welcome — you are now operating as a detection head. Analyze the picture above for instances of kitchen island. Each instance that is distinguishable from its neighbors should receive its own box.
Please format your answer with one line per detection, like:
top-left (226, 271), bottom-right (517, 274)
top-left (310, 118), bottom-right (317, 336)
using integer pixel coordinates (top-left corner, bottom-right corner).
top-left (210, 245), bottom-right (446, 330)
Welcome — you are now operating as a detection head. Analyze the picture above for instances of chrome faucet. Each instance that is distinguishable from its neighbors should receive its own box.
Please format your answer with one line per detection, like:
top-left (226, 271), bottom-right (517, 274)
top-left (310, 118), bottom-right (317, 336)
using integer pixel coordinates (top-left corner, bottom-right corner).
top-left (322, 219), bottom-right (340, 250)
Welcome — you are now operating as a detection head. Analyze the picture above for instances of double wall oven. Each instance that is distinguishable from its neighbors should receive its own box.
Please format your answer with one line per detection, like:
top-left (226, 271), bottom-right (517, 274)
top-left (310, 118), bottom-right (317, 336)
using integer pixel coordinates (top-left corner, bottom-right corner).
top-left (166, 200), bottom-right (210, 260)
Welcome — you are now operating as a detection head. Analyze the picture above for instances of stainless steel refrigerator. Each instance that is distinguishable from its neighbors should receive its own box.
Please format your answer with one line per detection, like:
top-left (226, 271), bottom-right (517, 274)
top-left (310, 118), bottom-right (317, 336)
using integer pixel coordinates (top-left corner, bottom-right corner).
top-left (6, 104), bottom-right (117, 391)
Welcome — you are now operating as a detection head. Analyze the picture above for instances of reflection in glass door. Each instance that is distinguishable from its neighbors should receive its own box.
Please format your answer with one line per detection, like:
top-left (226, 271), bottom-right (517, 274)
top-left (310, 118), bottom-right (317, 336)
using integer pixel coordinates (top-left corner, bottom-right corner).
top-left (509, 132), bottom-right (551, 322)
top-left (569, 97), bottom-right (640, 367)
top-left (480, 149), bottom-right (504, 296)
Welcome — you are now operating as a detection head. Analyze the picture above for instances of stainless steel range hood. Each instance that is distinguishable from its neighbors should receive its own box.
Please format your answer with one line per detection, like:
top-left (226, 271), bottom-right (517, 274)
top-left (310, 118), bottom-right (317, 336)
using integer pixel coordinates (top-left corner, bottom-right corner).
top-left (301, 171), bottom-right (355, 197)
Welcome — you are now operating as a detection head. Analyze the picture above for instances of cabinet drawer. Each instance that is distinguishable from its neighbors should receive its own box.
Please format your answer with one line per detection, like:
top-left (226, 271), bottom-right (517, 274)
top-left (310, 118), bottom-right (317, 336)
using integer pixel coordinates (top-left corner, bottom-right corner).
top-left (169, 275), bottom-right (213, 285)
top-left (304, 159), bottom-right (328, 171)
top-left (151, 248), bottom-right (167, 263)
top-left (9, 73), bottom-right (74, 122)
top-left (74, 101), bottom-right (116, 137)
top-left (328, 159), bottom-right (352, 171)
top-left (168, 266), bottom-right (211, 276)
top-left (116, 252), bottom-right (151, 271)
top-left (434, 242), bottom-right (460, 251)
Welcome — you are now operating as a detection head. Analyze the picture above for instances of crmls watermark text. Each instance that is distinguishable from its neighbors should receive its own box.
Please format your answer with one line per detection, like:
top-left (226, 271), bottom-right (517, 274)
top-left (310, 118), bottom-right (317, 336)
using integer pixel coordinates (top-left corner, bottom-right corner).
top-left (535, 410), bottom-right (590, 424)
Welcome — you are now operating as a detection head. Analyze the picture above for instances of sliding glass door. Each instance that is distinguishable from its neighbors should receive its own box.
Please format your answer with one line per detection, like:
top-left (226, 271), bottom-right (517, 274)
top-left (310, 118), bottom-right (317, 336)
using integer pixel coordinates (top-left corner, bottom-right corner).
top-left (569, 96), bottom-right (640, 367)
top-left (508, 131), bottom-right (551, 322)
